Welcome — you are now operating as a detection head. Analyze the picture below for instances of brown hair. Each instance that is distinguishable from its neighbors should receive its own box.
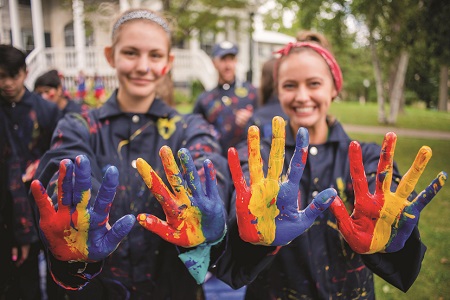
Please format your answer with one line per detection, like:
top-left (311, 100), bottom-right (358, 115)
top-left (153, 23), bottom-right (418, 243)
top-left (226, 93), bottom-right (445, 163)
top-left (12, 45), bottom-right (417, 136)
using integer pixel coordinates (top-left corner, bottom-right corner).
top-left (296, 30), bottom-right (331, 52)
top-left (258, 57), bottom-right (277, 106)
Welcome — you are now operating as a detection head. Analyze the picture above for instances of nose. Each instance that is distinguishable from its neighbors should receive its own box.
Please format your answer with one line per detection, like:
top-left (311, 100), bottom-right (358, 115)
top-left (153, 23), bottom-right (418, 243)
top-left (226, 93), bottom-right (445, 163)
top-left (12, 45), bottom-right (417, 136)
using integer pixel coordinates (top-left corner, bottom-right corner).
top-left (294, 86), bottom-right (309, 102)
top-left (136, 56), bottom-right (150, 73)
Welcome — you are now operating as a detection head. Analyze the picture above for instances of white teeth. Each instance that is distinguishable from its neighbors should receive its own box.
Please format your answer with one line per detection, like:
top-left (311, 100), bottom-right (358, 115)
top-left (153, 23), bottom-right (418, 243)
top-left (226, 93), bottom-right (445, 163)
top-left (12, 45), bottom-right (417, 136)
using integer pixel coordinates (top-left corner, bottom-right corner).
top-left (294, 107), bottom-right (314, 113)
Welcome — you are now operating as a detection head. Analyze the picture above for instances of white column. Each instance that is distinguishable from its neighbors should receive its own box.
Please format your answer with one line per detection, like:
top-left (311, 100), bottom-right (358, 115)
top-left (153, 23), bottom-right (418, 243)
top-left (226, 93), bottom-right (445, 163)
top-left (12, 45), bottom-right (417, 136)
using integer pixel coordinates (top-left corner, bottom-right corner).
top-left (120, 0), bottom-right (130, 11)
top-left (31, 0), bottom-right (45, 50)
top-left (72, 0), bottom-right (86, 71)
top-left (9, 0), bottom-right (22, 48)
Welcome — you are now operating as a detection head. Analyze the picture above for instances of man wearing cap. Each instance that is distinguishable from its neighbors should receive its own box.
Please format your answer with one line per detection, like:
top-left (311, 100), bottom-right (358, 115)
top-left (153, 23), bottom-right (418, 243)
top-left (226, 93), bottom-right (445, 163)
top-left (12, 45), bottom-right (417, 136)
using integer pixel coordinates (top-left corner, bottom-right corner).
top-left (193, 41), bottom-right (258, 156)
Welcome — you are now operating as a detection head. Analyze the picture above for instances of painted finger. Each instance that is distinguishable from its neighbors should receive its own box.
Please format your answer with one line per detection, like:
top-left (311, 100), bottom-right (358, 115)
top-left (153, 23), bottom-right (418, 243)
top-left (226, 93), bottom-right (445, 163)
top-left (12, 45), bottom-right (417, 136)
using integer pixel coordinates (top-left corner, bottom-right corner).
top-left (178, 148), bottom-right (202, 200)
top-left (160, 146), bottom-right (188, 204)
top-left (73, 155), bottom-right (92, 208)
top-left (267, 116), bottom-right (285, 181)
top-left (375, 132), bottom-right (397, 195)
top-left (92, 166), bottom-right (119, 225)
top-left (286, 127), bottom-right (308, 184)
top-left (228, 147), bottom-right (249, 196)
top-left (396, 146), bottom-right (432, 199)
top-left (137, 213), bottom-right (188, 246)
top-left (409, 171), bottom-right (447, 212)
top-left (305, 188), bottom-right (337, 218)
top-left (136, 158), bottom-right (178, 213)
top-left (203, 159), bottom-right (220, 204)
top-left (349, 141), bottom-right (369, 203)
top-left (104, 214), bottom-right (136, 251)
top-left (31, 180), bottom-right (56, 220)
top-left (329, 196), bottom-right (353, 236)
top-left (248, 125), bottom-right (264, 185)
top-left (58, 159), bottom-right (74, 208)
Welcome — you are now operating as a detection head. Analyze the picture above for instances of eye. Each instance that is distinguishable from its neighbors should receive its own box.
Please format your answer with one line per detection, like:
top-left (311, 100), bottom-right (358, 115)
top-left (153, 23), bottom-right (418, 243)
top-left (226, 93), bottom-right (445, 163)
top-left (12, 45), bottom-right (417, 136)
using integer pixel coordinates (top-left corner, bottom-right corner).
top-left (309, 80), bottom-right (321, 88)
top-left (122, 49), bottom-right (137, 56)
top-left (281, 82), bottom-right (296, 90)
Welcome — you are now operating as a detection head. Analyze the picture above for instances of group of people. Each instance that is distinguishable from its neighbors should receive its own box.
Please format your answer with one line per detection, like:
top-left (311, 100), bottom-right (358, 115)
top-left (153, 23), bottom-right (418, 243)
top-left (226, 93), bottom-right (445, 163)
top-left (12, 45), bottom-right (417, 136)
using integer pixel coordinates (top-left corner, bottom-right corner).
top-left (0, 7), bottom-right (446, 300)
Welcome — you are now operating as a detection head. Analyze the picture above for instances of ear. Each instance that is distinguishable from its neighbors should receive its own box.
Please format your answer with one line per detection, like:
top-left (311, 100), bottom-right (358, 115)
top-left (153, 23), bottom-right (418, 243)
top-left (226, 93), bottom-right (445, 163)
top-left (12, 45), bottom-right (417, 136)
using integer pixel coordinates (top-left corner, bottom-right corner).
top-left (331, 87), bottom-right (338, 100)
top-left (165, 53), bottom-right (175, 73)
top-left (104, 47), bottom-right (115, 68)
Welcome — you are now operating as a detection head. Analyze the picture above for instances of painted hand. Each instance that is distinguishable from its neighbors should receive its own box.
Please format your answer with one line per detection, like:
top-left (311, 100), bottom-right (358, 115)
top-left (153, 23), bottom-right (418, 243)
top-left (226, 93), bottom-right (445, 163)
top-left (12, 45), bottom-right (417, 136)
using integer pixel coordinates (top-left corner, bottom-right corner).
top-left (30, 155), bottom-right (136, 262)
top-left (330, 132), bottom-right (447, 254)
top-left (228, 116), bottom-right (337, 246)
top-left (136, 146), bottom-right (227, 248)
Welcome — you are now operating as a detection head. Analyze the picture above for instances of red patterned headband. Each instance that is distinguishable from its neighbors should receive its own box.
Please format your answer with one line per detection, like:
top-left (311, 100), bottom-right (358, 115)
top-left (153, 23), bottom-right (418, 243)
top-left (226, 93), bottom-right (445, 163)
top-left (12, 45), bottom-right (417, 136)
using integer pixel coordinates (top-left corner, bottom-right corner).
top-left (275, 42), bottom-right (343, 93)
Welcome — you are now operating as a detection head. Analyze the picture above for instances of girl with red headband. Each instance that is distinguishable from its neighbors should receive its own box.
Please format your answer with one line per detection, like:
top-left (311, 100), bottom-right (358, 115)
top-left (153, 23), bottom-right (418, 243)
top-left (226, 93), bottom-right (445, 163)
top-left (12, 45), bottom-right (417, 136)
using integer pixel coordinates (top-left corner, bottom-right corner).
top-left (229, 41), bottom-right (446, 299)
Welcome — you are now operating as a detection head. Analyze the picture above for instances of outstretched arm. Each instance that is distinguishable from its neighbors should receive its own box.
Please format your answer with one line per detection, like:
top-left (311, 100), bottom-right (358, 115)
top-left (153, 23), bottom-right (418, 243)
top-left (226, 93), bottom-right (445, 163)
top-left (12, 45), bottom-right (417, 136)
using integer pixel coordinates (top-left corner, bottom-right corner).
top-left (228, 116), bottom-right (336, 246)
top-left (31, 155), bottom-right (135, 289)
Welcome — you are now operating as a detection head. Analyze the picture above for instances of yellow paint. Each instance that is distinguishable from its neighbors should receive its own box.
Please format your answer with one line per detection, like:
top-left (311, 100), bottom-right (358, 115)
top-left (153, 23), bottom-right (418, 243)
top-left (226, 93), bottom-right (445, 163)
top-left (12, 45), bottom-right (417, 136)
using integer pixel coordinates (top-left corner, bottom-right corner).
top-left (157, 116), bottom-right (182, 140)
top-left (396, 146), bottom-right (432, 199)
top-left (65, 189), bottom-right (91, 258)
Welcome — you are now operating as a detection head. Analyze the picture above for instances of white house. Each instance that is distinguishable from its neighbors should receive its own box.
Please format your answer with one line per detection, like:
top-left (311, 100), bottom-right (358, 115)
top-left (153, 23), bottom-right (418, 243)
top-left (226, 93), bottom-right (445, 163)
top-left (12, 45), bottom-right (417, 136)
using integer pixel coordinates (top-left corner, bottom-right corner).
top-left (0, 0), bottom-right (294, 93)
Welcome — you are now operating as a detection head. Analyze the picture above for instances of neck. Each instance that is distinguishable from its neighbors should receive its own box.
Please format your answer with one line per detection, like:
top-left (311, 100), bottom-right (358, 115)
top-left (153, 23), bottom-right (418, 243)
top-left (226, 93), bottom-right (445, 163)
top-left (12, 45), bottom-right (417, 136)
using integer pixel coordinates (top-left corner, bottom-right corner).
top-left (117, 89), bottom-right (155, 113)
top-left (290, 119), bottom-right (329, 145)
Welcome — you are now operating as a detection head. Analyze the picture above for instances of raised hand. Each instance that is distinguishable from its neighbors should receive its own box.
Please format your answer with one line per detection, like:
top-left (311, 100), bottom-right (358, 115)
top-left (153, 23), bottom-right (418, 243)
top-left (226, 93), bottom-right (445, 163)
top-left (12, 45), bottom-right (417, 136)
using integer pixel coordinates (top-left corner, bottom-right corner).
top-left (136, 146), bottom-right (227, 248)
top-left (228, 116), bottom-right (337, 246)
top-left (30, 155), bottom-right (136, 262)
top-left (330, 132), bottom-right (447, 254)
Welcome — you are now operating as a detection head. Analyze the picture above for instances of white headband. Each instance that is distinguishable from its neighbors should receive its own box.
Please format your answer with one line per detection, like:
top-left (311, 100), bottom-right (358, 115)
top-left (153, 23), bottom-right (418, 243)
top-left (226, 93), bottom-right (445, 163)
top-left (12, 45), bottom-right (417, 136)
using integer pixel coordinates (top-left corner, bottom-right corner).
top-left (112, 10), bottom-right (170, 38)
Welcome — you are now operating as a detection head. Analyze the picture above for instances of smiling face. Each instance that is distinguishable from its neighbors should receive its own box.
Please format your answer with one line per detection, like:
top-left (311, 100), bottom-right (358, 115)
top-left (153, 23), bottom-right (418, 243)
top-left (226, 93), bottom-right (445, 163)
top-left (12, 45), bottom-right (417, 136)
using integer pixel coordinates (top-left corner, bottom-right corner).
top-left (104, 19), bottom-right (173, 112)
top-left (277, 49), bottom-right (337, 143)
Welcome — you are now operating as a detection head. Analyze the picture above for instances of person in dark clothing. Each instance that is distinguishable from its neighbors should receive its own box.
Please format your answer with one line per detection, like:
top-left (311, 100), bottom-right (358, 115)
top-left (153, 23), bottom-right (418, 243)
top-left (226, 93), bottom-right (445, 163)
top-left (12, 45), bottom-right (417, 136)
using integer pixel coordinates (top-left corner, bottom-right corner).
top-left (229, 41), bottom-right (446, 299)
top-left (30, 9), bottom-right (282, 300)
top-left (34, 69), bottom-right (84, 115)
top-left (193, 41), bottom-right (258, 156)
top-left (0, 44), bottom-right (62, 300)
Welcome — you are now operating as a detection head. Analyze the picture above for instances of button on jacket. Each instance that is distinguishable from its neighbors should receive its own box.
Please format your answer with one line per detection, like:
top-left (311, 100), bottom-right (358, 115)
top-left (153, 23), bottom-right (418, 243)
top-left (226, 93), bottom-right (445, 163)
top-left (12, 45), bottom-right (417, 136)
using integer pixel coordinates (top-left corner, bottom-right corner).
top-left (35, 91), bottom-right (276, 299)
top-left (194, 80), bottom-right (257, 155)
top-left (236, 118), bottom-right (426, 300)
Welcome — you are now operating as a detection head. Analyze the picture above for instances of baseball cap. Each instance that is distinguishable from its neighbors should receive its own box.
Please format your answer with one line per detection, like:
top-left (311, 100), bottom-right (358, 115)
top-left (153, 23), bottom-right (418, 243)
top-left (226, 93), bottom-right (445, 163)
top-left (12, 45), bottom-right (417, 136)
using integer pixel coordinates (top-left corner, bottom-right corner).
top-left (212, 41), bottom-right (239, 58)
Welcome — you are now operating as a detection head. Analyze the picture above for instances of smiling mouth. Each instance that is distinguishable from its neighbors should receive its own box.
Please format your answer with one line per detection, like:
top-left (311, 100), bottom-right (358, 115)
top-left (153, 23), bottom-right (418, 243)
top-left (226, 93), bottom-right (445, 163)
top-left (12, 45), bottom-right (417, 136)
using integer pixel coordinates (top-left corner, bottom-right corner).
top-left (294, 107), bottom-right (314, 114)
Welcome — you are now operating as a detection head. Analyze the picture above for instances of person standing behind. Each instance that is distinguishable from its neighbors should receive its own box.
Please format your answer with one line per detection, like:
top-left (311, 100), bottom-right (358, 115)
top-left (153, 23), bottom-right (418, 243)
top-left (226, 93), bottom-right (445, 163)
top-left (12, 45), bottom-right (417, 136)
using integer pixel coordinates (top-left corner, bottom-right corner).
top-left (0, 44), bottom-right (61, 300)
top-left (193, 41), bottom-right (257, 156)
top-left (34, 69), bottom-right (84, 115)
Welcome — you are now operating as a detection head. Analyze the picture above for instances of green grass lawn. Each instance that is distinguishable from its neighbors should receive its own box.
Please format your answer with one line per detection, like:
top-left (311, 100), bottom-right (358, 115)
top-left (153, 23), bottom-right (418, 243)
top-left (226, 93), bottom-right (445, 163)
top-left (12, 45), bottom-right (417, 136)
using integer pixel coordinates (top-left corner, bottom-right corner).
top-left (177, 99), bottom-right (449, 299)
top-left (329, 101), bottom-right (450, 131)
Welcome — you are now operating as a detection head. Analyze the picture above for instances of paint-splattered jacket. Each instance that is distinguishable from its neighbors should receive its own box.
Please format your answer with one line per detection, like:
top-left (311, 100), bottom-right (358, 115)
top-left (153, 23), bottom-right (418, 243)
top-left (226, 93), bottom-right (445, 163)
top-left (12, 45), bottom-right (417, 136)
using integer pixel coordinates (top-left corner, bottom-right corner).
top-left (237, 118), bottom-right (426, 300)
top-left (194, 80), bottom-right (257, 155)
top-left (0, 89), bottom-right (61, 245)
top-left (35, 91), bottom-right (276, 300)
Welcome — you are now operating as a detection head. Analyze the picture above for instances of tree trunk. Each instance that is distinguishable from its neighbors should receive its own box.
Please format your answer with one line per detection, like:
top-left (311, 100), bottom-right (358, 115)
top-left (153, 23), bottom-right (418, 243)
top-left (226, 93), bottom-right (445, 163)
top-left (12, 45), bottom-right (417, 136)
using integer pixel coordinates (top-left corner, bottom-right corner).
top-left (370, 39), bottom-right (387, 123)
top-left (388, 49), bottom-right (409, 125)
top-left (438, 64), bottom-right (448, 111)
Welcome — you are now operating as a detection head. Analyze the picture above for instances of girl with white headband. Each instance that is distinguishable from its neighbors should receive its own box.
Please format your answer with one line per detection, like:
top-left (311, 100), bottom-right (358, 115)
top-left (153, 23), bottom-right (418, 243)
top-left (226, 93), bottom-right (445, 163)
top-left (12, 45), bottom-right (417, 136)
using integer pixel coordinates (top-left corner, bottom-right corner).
top-left (31, 8), bottom-right (298, 299)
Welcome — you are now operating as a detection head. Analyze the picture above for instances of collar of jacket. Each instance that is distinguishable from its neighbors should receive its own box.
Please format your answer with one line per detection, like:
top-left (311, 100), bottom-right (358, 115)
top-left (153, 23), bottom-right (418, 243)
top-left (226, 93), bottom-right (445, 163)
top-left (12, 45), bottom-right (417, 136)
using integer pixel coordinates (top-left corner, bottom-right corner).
top-left (284, 116), bottom-right (351, 147)
top-left (97, 89), bottom-right (174, 120)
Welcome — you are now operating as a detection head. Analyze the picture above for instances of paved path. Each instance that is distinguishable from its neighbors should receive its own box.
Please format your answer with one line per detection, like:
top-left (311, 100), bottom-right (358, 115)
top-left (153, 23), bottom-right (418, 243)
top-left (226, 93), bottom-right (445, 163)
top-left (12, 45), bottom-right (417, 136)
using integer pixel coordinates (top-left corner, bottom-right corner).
top-left (343, 124), bottom-right (450, 140)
